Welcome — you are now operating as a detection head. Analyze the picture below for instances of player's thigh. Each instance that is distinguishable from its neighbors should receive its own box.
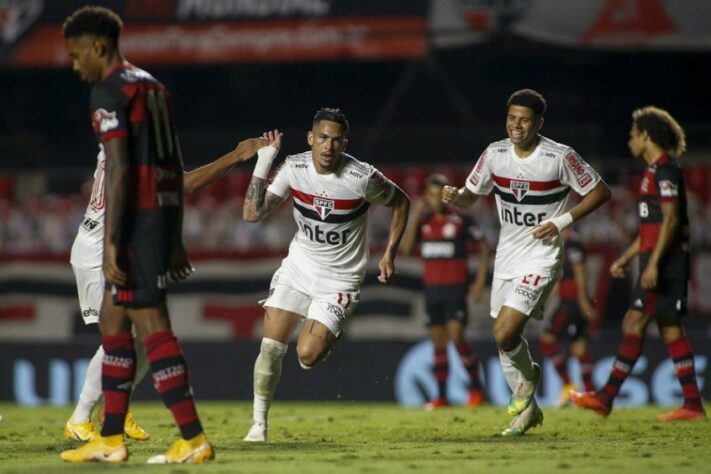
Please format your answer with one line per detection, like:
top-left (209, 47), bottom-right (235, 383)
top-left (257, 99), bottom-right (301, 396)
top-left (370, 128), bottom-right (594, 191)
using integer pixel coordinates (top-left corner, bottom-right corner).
top-left (263, 306), bottom-right (304, 344)
top-left (430, 325), bottom-right (449, 349)
top-left (71, 264), bottom-right (104, 325)
top-left (297, 319), bottom-right (337, 363)
top-left (569, 338), bottom-right (588, 358)
top-left (621, 308), bottom-right (651, 334)
top-left (261, 264), bottom-right (311, 343)
top-left (99, 289), bottom-right (131, 336)
top-left (492, 305), bottom-right (529, 348)
top-left (446, 319), bottom-right (466, 343)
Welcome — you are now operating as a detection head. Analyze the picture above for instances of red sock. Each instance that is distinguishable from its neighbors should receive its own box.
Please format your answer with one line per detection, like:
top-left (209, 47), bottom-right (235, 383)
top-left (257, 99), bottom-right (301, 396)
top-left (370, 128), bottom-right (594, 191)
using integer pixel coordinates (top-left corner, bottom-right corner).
top-left (666, 336), bottom-right (703, 411)
top-left (145, 330), bottom-right (203, 439)
top-left (539, 340), bottom-right (571, 385)
top-left (433, 347), bottom-right (448, 400)
top-left (101, 332), bottom-right (136, 437)
top-left (455, 341), bottom-right (482, 390)
top-left (577, 352), bottom-right (595, 392)
top-left (601, 333), bottom-right (644, 402)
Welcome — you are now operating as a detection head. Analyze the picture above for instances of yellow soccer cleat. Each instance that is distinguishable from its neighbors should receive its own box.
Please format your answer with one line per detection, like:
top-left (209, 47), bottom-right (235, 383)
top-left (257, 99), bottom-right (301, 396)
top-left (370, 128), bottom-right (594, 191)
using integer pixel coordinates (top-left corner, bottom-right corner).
top-left (124, 411), bottom-right (150, 441)
top-left (146, 433), bottom-right (214, 464)
top-left (557, 383), bottom-right (577, 407)
top-left (63, 418), bottom-right (99, 442)
top-left (60, 434), bottom-right (127, 463)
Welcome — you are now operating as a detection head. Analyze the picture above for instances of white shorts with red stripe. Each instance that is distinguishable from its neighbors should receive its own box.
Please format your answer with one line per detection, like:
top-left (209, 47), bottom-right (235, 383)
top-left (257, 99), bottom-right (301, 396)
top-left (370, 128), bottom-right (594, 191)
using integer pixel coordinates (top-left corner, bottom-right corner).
top-left (261, 260), bottom-right (360, 337)
top-left (490, 270), bottom-right (560, 320)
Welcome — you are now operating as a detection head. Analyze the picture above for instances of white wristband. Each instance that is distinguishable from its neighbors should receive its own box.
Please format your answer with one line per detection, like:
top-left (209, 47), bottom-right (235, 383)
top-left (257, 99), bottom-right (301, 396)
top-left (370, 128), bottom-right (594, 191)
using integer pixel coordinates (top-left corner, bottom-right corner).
top-left (252, 145), bottom-right (279, 179)
top-left (547, 212), bottom-right (574, 233)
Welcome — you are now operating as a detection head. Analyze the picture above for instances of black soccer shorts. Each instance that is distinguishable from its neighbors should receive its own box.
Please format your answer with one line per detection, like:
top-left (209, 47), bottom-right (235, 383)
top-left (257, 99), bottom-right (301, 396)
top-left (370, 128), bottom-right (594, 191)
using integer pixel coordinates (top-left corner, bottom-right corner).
top-left (545, 300), bottom-right (587, 341)
top-left (109, 242), bottom-right (169, 307)
top-left (424, 285), bottom-right (468, 327)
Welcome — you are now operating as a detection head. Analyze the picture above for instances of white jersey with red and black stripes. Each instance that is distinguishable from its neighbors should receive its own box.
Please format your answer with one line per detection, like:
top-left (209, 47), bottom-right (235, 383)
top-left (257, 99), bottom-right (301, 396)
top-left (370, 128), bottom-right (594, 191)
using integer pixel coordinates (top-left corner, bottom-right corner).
top-left (70, 146), bottom-right (106, 269)
top-left (267, 151), bottom-right (396, 285)
top-left (465, 135), bottom-right (600, 279)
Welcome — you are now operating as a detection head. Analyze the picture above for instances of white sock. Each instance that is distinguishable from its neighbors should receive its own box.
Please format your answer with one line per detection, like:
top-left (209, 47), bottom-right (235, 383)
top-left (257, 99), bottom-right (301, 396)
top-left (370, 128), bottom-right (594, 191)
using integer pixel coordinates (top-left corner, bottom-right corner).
top-left (502, 337), bottom-right (536, 385)
top-left (252, 338), bottom-right (288, 425)
top-left (72, 345), bottom-right (104, 423)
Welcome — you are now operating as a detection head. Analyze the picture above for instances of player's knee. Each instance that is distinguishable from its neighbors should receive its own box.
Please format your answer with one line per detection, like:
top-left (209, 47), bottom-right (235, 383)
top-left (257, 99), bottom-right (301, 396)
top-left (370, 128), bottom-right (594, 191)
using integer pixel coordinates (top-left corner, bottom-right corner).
top-left (622, 310), bottom-right (649, 334)
top-left (296, 344), bottom-right (321, 369)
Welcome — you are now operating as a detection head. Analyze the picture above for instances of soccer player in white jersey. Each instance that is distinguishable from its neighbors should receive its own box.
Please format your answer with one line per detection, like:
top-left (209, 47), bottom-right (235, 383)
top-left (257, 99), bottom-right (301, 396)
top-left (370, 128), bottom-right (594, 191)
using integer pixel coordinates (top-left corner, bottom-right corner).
top-left (64, 138), bottom-right (267, 442)
top-left (442, 89), bottom-right (610, 436)
top-left (241, 108), bottom-right (410, 442)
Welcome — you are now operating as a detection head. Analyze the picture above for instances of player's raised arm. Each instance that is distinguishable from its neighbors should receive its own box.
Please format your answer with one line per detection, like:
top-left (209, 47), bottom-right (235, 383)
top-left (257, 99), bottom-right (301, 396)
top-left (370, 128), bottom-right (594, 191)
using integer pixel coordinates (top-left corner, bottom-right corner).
top-left (378, 185), bottom-right (410, 283)
top-left (442, 185), bottom-right (478, 208)
top-left (183, 137), bottom-right (268, 194)
top-left (102, 137), bottom-right (129, 286)
top-left (243, 129), bottom-right (287, 222)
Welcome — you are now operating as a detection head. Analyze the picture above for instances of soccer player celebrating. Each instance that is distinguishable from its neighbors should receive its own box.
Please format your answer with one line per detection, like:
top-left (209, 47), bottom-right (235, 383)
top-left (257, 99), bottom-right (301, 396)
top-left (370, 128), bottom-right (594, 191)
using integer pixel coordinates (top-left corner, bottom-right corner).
top-left (60, 6), bottom-right (242, 463)
top-left (442, 89), bottom-right (610, 436)
top-left (571, 107), bottom-right (705, 421)
top-left (538, 227), bottom-right (597, 406)
top-left (401, 173), bottom-right (489, 409)
top-left (65, 141), bottom-right (266, 443)
top-left (241, 108), bottom-right (410, 442)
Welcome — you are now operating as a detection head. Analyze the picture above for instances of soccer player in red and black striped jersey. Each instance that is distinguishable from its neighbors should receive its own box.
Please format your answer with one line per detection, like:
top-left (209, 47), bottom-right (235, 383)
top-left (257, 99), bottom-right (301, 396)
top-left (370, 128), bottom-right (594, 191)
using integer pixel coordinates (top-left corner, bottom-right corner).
top-left (402, 174), bottom-right (490, 409)
top-left (538, 228), bottom-right (597, 406)
top-left (60, 6), bottom-right (214, 463)
top-left (572, 107), bottom-right (705, 421)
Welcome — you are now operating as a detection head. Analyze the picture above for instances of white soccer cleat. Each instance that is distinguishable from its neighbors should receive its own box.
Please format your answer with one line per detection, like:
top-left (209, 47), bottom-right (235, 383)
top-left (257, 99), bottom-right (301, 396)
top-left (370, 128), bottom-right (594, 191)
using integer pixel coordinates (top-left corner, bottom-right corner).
top-left (502, 400), bottom-right (544, 437)
top-left (243, 422), bottom-right (267, 442)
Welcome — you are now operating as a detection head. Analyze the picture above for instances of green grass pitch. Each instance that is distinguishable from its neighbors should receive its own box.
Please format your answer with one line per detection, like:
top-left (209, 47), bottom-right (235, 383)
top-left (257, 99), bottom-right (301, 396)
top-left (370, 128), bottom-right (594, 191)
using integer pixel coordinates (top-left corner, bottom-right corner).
top-left (0, 402), bottom-right (709, 473)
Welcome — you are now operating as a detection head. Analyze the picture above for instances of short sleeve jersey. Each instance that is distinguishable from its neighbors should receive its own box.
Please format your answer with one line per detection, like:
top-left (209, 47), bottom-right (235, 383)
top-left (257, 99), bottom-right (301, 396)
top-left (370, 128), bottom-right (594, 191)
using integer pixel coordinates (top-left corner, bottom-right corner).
top-left (267, 152), bottom-right (395, 284)
top-left (70, 146), bottom-right (106, 268)
top-left (419, 210), bottom-right (483, 287)
top-left (638, 154), bottom-right (689, 279)
top-left (465, 135), bottom-right (601, 279)
top-left (90, 62), bottom-right (182, 243)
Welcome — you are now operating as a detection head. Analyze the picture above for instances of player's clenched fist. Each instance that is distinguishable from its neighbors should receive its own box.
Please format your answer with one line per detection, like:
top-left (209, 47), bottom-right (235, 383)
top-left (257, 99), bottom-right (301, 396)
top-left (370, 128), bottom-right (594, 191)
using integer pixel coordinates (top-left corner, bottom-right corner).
top-left (441, 185), bottom-right (458, 204)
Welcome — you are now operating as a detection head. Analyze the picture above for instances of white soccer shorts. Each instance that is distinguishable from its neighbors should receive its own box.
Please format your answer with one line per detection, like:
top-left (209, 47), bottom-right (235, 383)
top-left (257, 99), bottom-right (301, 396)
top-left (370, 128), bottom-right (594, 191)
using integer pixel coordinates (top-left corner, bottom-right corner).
top-left (490, 272), bottom-right (560, 320)
top-left (262, 261), bottom-right (360, 337)
top-left (71, 264), bottom-right (104, 325)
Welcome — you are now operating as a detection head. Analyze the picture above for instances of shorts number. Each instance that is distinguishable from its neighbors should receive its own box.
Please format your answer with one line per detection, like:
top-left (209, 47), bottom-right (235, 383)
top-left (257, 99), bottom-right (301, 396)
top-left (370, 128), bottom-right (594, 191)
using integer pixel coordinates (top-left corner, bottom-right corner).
top-left (522, 274), bottom-right (541, 286)
top-left (146, 89), bottom-right (174, 160)
top-left (639, 202), bottom-right (649, 218)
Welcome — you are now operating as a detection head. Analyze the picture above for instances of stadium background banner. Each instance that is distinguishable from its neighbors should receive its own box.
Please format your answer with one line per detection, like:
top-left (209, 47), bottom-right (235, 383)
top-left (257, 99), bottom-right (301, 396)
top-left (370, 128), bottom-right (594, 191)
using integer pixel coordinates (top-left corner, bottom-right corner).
top-left (0, 338), bottom-right (708, 407)
top-left (2, 0), bottom-right (709, 68)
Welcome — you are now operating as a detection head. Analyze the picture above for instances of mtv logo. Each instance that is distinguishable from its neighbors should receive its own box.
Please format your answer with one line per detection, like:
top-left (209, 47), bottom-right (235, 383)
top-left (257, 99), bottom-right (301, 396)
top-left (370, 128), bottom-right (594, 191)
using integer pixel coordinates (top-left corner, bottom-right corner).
top-left (510, 180), bottom-right (529, 201)
top-left (314, 197), bottom-right (334, 220)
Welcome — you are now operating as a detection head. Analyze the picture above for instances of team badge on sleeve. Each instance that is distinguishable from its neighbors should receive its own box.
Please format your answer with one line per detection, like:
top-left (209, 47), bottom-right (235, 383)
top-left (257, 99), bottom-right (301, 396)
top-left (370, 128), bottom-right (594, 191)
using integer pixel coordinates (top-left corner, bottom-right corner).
top-left (93, 108), bottom-right (119, 133)
top-left (659, 180), bottom-right (679, 198)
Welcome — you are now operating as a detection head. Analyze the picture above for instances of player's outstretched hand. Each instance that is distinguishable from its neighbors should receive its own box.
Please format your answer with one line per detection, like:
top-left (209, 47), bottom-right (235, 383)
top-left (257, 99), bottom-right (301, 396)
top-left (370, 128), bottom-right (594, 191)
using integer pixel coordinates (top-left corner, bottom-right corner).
top-left (441, 185), bottom-right (458, 204)
top-left (168, 243), bottom-right (194, 282)
top-left (532, 221), bottom-right (559, 241)
top-left (103, 242), bottom-right (127, 286)
top-left (377, 255), bottom-right (395, 284)
top-left (610, 256), bottom-right (629, 278)
top-left (262, 129), bottom-right (283, 150)
top-left (234, 137), bottom-right (269, 162)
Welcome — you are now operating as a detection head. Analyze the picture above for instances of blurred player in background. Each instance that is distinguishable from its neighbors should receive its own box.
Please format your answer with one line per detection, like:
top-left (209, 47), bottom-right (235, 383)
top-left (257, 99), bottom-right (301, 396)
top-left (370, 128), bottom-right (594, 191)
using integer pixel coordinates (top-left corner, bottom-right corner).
top-left (241, 108), bottom-right (410, 442)
top-left (442, 89), bottom-right (610, 436)
top-left (572, 107), bottom-right (705, 421)
top-left (65, 141), bottom-right (266, 444)
top-left (60, 6), bottom-right (246, 463)
top-left (538, 227), bottom-right (597, 406)
top-left (401, 173), bottom-right (489, 410)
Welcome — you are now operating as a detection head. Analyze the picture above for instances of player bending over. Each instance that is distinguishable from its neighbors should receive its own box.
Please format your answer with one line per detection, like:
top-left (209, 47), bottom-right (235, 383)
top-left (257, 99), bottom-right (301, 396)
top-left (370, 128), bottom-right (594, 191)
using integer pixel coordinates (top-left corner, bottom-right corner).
top-left (571, 107), bottom-right (705, 422)
top-left (401, 173), bottom-right (489, 409)
top-left (241, 108), bottom-right (410, 442)
top-left (443, 89), bottom-right (610, 436)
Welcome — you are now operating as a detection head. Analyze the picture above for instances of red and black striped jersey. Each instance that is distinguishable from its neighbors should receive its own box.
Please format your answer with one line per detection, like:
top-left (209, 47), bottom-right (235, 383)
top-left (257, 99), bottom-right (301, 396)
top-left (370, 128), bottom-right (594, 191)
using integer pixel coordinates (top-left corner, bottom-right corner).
top-left (90, 62), bottom-right (181, 241)
top-left (638, 154), bottom-right (689, 278)
top-left (418, 210), bottom-right (482, 286)
top-left (558, 236), bottom-right (585, 301)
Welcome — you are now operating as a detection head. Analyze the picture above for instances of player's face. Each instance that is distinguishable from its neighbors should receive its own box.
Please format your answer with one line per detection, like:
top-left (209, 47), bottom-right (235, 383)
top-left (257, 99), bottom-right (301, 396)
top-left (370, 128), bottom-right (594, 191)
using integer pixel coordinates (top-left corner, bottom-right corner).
top-left (424, 184), bottom-right (445, 213)
top-left (628, 124), bottom-right (646, 158)
top-left (506, 105), bottom-right (543, 150)
top-left (307, 120), bottom-right (348, 173)
top-left (65, 36), bottom-right (104, 83)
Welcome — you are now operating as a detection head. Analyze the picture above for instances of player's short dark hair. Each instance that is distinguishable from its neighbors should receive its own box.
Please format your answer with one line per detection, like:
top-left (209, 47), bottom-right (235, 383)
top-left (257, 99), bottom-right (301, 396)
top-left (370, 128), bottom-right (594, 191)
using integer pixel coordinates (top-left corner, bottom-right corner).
top-left (62, 5), bottom-right (123, 48)
top-left (507, 89), bottom-right (547, 117)
top-left (425, 173), bottom-right (449, 188)
top-left (632, 106), bottom-right (687, 158)
top-left (313, 108), bottom-right (349, 134)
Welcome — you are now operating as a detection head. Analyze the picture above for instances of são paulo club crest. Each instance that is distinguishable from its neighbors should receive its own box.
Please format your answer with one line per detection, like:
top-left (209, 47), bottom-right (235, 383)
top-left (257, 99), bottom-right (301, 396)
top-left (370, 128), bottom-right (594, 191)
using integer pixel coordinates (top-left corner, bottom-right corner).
top-left (314, 197), bottom-right (335, 220)
top-left (510, 180), bottom-right (529, 201)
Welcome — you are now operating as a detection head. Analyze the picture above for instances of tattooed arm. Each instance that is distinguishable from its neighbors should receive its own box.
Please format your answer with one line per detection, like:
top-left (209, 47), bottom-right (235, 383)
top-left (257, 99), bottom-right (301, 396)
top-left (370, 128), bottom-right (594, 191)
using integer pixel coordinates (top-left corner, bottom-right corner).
top-left (242, 179), bottom-right (287, 222)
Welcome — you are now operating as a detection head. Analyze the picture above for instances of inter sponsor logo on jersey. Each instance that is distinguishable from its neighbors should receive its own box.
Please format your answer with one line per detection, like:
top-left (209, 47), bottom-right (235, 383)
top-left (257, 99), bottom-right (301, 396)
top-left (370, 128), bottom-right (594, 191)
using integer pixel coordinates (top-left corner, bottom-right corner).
top-left (510, 180), bottom-right (529, 201)
top-left (93, 108), bottom-right (119, 133)
top-left (314, 197), bottom-right (335, 220)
